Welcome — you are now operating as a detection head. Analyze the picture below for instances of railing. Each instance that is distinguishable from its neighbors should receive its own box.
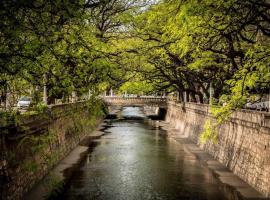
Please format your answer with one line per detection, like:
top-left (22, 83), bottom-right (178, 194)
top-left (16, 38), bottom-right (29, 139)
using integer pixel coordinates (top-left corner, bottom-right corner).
top-left (167, 100), bottom-right (270, 129)
top-left (103, 96), bottom-right (167, 100)
top-left (102, 96), bottom-right (168, 105)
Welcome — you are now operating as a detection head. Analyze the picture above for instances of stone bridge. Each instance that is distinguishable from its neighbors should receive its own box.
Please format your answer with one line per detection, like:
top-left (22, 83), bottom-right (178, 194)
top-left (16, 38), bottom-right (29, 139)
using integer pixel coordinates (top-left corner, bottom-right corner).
top-left (102, 96), bottom-right (168, 108)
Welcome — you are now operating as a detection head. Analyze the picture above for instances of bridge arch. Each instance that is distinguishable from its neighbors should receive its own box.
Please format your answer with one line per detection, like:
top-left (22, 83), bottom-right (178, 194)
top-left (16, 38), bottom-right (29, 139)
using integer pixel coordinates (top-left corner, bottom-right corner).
top-left (102, 96), bottom-right (168, 120)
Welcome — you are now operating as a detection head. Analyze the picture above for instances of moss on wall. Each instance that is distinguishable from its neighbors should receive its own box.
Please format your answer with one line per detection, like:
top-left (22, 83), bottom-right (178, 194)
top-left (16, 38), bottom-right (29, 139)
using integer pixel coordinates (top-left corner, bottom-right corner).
top-left (2, 98), bottom-right (107, 200)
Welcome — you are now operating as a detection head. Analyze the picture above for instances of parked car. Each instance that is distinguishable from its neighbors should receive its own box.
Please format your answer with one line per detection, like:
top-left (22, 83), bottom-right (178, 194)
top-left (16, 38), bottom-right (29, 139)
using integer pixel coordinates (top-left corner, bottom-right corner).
top-left (256, 101), bottom-right (269, 111)
top-left (245, 102), bottom-right (257, 110)
top-left (245, 101), bottom-right (269, 111)
top-left (17, 96), bottom-right (32, 109)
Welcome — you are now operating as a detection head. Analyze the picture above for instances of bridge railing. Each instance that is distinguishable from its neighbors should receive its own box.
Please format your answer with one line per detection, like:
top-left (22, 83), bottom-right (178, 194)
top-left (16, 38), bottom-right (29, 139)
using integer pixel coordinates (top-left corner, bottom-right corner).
top-left (102, 96), bottom-right (167, 101)
top-left (102, 96), bottom-right (168, 105)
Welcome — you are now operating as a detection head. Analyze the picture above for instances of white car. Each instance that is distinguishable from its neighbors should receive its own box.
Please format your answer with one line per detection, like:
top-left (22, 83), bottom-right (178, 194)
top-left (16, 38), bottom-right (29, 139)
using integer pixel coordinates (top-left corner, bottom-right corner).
top-left (256, 101), bottom-right (269, 111)
top-left (245, 102), bottom-right (257, 109)
top-left (17, 96), bottom-right (32, 109)
top-left (245, 101), bottom-right (269, 111)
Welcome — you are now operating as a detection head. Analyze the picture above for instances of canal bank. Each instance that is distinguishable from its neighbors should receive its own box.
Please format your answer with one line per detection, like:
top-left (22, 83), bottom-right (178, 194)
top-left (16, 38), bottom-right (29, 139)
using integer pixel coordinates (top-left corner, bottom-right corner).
top-left (6, 101), bottom-right (270, 200)
top-left (157, 121), bottom-right (268, 200)
top-left (24, 107), bottom-right (120, 200)
top-left (23, 122), bottom-right (111, 200)
top-left (1, 99), bottom-right (107, 200)
top-left (35, 106), bottom-right (257, 200)
top-left (164, 101), bottom-right (270, 198)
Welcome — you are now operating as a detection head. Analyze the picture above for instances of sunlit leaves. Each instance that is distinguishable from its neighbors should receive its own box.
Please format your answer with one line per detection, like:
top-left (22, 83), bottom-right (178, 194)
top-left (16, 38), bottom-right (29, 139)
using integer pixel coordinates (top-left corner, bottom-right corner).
top-left (119, 80), bottom-right (154, 94)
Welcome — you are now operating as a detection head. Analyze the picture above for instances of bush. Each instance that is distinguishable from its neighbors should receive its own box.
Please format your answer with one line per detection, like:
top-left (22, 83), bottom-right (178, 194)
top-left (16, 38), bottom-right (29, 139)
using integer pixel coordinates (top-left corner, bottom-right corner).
top-left (34, 103), bottom-right (49, 113)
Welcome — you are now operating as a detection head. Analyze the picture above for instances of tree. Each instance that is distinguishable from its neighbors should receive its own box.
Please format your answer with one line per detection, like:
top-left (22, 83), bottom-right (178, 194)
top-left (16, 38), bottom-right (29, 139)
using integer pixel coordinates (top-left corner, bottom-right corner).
top-left (0, 0), bottom-right (149, 106)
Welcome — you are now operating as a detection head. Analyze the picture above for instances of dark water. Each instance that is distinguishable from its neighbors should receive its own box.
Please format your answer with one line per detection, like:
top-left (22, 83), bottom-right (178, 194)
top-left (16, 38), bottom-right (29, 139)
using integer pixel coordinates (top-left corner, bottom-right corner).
top-left (62, 107), bottom-right (228, 200)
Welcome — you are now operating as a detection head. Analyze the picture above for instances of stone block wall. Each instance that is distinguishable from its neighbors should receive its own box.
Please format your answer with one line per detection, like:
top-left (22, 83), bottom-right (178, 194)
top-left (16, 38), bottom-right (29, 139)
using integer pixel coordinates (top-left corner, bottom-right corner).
top-left (165, 101), bottom-right (270, 196)
top-left (0, 101), bottom-right (105, 200)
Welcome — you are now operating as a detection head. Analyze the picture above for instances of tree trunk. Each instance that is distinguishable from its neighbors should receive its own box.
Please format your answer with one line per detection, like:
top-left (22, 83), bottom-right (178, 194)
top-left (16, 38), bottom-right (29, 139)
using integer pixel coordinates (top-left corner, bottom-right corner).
top-left (186, 91), bottom-right (190, 102)
top-left (4, 83), bottom-right (8, 110)
top-left (197, 92), bottom-right (204, 104)
top-left (178, 91), bottom-right (186, 112)
top-left (190, 92), bottom-right (196, 102)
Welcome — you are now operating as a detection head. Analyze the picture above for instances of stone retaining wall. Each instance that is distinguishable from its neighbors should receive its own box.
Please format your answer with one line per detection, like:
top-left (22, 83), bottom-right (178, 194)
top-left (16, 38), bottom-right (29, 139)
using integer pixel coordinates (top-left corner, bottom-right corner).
top-left (0, 101), bottom-right (105, 200)
top-left (165, 101), bottom-right (270, 196)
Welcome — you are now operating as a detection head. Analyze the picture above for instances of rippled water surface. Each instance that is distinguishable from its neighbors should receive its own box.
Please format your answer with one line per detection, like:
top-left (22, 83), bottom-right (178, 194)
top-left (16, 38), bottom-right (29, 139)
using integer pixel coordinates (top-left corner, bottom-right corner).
top-left (62, 107), bottom-right (228, 200)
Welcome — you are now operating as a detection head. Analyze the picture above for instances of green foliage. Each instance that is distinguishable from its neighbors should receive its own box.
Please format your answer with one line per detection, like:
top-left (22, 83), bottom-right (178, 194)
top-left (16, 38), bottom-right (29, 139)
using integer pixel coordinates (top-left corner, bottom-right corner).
top-left (44, 174), bottom-right (65, 200)
top-left (13, 98), bottom-right (105, 175)
top-left (119, 81), bottom-right (154, 94)
top-left (0, 0), bottom-right (149, 104)
top-left (86, 97), bottom-right (108, 118)
top-left (16, 125), bottom-right (61, 173)
top-left (33, 103), bottom-right (50, 114)
top-left (21, 160), bottom-right (39, 173)
top-left (1, 0), bottom-right (269, 142)
top-left (0, 110), bottom-right (20, 127)
top-left (126, 0), bottom-right (269, 141)
top-left (200, 119), bottom-right (218, 144)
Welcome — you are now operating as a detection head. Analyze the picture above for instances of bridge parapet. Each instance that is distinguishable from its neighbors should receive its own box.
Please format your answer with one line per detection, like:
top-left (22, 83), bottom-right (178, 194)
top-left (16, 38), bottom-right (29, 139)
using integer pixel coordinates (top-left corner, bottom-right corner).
top-left (102, 96), bottom-right (167, 107)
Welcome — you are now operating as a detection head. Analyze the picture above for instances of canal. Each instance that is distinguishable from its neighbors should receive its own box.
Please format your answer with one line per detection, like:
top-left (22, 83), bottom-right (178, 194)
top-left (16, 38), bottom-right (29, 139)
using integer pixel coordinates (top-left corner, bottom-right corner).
top-left (59, 106), bottom-right (228, 200)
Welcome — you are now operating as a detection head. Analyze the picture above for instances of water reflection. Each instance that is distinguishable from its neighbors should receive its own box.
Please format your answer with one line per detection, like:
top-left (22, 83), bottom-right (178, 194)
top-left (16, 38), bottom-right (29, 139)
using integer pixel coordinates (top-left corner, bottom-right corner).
top-left (62, 107), bottom-right (227, 200)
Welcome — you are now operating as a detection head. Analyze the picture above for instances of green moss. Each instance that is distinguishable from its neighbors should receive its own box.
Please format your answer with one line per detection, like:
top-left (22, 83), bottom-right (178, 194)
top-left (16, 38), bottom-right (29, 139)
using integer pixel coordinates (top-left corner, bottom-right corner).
top-left (21, 159), bottom-right (39, 172)
top-left (8, 98), bottom-right (107, 178)
top-left (43, 174), bottom-right (65, 200)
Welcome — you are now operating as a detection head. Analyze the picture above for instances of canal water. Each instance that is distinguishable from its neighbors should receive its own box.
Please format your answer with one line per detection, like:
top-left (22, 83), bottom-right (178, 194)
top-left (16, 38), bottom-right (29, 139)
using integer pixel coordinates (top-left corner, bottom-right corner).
top-left (60, 107), bottom-right (228, 200)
